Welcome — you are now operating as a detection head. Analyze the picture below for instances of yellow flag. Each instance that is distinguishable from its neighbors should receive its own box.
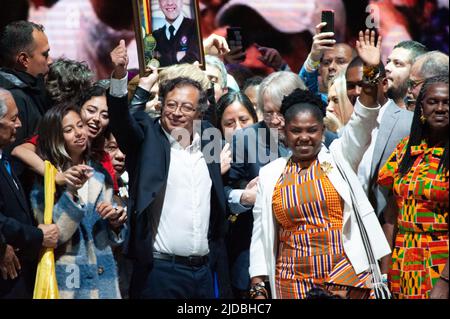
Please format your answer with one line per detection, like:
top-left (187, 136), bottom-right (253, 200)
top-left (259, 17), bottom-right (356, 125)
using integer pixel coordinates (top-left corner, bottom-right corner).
top-left (33, 161), bottom-right (59, 299)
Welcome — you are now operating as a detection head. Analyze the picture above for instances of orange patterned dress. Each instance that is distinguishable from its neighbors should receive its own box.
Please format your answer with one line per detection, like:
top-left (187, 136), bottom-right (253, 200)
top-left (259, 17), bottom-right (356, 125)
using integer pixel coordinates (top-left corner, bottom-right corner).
top-left (378, 138), bottom-right (449, 299)
top-left (272, 159), bottom-right (371, 299)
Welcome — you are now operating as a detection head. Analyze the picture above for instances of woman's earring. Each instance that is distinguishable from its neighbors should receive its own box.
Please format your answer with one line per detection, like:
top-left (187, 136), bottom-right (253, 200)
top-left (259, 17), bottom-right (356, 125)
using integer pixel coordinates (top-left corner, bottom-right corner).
top-left (420, 115), bottom-right (427, 124)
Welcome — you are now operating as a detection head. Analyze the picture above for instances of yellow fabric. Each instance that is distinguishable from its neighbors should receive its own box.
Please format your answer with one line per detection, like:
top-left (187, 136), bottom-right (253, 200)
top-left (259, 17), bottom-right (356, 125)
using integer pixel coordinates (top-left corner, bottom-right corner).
top-left (33, 161), bottom-right (59, 299)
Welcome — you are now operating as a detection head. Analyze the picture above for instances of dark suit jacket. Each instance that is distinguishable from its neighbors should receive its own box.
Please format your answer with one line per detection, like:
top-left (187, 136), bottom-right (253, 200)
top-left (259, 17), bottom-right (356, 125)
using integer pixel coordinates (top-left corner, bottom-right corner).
top-left (0, 155), bottom-right (43, 298)
top-left (153, 17), bottom-right (200, 67)
top-left (107, 94), bottom-right (227, 289)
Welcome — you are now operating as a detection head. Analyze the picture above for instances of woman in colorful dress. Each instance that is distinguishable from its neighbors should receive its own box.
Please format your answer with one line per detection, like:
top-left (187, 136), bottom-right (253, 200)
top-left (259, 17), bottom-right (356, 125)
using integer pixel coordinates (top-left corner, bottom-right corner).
top-left (248, 30), bottom-right (391, 299)
top-left (378, 76), bottom-right (449, 299)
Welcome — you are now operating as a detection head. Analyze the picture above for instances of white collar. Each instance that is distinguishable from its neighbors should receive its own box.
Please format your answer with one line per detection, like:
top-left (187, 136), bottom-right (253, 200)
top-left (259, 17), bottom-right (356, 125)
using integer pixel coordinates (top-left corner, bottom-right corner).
top-left (165, 14), bottom-right (184, 33)
top-left (160, 120), bottom-right (201, 151)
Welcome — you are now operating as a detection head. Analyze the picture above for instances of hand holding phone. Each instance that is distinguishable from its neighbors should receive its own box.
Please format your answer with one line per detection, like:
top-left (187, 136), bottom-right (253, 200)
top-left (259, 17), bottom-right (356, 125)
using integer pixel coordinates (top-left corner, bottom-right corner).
top-left (309, 11), bottom-right (336, 61)
top-left (226, 27), bottom-right (244, 51)
top-left (321, 10), bottom-right (334, 34)
top-left (225, 27), bottom-right (246, 64)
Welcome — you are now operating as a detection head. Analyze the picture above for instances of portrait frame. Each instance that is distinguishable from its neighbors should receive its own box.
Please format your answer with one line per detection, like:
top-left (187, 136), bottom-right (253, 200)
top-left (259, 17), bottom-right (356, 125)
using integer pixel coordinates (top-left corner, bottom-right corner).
top-left (132, 0), bottom-right (205, 76)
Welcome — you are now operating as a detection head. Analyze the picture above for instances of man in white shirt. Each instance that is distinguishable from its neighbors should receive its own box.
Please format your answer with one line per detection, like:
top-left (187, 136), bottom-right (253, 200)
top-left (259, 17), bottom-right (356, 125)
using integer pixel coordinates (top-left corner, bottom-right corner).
top-left (107, 42), bottom-right (227, 299)
top-left (153, 0), bottom-right (201, 67)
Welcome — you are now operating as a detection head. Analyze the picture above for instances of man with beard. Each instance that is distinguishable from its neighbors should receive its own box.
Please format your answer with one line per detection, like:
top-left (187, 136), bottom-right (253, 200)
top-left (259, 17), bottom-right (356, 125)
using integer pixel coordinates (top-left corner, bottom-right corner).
top-left (385, 41), bottom-right (427, 109)
top-left (344, 56), bottom-right (413, 221)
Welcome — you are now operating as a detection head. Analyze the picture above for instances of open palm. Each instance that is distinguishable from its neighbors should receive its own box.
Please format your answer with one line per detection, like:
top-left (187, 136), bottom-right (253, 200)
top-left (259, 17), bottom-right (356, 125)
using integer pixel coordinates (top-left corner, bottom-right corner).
top-left (356, 29), bottom-right (382, 67)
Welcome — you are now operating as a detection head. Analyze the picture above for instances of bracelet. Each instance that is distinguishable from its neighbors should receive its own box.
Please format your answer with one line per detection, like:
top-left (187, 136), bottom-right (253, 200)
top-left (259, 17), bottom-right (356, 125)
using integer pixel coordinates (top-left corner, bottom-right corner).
top-left (362, 64), bottom-right (381, 86)
top-left (440, 275), bottom-right (449, 283)
top-left (305, 55), bottom-right (321, 72)
top-left (249, 281), bottom-right (268, 299)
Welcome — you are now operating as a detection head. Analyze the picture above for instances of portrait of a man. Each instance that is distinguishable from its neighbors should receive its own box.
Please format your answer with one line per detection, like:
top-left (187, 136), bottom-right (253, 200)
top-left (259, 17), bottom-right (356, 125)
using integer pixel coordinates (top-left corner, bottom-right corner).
top-left (152, 0), bottom-right (201, 67)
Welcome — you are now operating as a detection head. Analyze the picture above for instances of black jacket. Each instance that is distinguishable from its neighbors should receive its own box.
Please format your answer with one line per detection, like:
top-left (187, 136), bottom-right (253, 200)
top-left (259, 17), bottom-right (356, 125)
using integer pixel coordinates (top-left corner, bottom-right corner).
top-left (108, 93), bottom-right (227, 291)
top-left (153, 17), bottom-right (201, 67)
top-left (0, 69), bottom-right (49, 174)
top-left (0, 154), bottom-right (43, 298)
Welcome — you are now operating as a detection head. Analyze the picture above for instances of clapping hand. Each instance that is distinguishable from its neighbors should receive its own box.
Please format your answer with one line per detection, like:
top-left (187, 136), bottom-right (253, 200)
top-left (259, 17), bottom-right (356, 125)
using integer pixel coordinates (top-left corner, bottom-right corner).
top-left (356, 29), bottom-right (382, 67)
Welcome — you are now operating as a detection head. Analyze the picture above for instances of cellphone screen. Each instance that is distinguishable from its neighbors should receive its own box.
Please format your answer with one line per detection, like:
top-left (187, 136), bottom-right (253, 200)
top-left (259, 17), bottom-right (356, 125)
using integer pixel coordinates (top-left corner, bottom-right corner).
top-left (321, 10), bottom-right (334, 34)
top-left (227, 27), bottom-right (244, 51)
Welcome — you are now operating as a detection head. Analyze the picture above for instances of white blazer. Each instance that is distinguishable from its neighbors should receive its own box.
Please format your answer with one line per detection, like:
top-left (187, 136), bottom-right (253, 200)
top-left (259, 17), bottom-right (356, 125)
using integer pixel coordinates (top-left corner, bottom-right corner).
top-left (249, 99), bottom-right (392, 299)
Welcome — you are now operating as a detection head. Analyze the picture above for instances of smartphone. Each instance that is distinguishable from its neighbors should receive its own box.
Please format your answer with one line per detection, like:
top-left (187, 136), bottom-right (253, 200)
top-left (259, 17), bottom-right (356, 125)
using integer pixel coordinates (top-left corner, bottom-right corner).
top-left (321, 10), bottom-right (335, 34)
top-left (226, 27), bottom-right (244, 52)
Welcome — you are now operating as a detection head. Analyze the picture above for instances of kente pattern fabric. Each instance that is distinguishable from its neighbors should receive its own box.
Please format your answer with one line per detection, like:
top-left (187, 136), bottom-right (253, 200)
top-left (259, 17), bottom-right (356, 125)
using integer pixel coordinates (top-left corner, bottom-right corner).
top-left (272, 159), bottom-right (371, 299)
top-left (378, 137), bottom-right (449, 299)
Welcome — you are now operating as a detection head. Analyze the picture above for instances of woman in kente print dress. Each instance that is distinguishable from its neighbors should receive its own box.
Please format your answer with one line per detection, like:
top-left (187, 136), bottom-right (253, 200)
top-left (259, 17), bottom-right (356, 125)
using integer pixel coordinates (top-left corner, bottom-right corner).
top-left (248, 30), bottom-right (391, 299)
top-left (378, 76), bottom-right (449, 299)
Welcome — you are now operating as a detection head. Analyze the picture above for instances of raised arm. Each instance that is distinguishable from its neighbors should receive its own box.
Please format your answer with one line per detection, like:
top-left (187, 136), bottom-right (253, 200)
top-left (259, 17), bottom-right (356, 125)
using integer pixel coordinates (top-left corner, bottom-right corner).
top-left (299, 23), bottom-right (335, 95)
top-left (108, 40), bottom-right (153, 156)
top-left (337, 29), bottom-right (383, 171)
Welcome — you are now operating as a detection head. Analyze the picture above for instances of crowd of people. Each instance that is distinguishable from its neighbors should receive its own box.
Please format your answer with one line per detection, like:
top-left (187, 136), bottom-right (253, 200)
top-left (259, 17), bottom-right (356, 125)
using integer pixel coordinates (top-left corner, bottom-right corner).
top-left (0, 6), bottom-right (448, 300)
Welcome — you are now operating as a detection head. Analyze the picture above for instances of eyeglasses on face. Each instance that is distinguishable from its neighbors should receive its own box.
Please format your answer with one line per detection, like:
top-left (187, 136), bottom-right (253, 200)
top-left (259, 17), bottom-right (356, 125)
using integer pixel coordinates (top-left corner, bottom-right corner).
top-left (407, 78), bottom-right (425, 90)
top-left (263, 111), bottom-right (284, 121)
top-left (164, 101), bottom-right (197, 114)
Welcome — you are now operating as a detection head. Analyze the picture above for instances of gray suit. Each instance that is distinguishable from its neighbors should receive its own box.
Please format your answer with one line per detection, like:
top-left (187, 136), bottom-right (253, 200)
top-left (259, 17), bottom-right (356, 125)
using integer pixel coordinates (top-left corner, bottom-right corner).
top-left (368, 99), bottom-right (413, 217)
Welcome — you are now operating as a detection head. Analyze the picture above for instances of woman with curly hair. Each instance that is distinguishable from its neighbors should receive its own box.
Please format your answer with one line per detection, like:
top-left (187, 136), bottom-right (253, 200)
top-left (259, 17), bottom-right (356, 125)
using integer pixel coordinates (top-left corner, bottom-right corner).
top-left (378, 75), bottom-right (449, 299)
top-left (46, 58), bottom-right (94, 106)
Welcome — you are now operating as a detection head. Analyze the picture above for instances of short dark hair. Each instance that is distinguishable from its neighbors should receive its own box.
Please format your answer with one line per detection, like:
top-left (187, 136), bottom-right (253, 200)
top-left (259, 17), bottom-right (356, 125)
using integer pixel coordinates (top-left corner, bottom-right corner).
top-left (79, 85), bottom-right (107, 110)
top-left (280, 88), bottom-right (325, 124)
top-left (243, 76), bottom-right (264, 92)
top-left (46, 58), bottom-right (94, 106)
top-left (0, 20), bottom-right (44, 67)
top-left (393, 41), bottom-right (428, 63)
top-left (159, 77), bottom-right (208, 113)
top-left (216, 91), bottom-right (258, 132)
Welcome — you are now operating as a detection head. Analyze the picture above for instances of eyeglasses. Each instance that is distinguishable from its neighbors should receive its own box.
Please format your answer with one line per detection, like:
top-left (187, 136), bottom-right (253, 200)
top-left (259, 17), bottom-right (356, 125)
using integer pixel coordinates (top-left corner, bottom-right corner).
top-left (263, 111), bottom-right (284, 121)
top-left (164, 101), bottom-right (197, 114)
top-left (407, 78), bottom-right (425, 90)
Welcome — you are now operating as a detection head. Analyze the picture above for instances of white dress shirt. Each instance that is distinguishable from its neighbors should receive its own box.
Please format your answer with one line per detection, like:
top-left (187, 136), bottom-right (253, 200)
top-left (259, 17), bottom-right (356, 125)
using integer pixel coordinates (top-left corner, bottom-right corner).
top-left (152, 127), bottom-right (212, 257)
top-left (164, 14), bottom-right (184, 40)
top-left (357, 99), bottom-right (390, 193)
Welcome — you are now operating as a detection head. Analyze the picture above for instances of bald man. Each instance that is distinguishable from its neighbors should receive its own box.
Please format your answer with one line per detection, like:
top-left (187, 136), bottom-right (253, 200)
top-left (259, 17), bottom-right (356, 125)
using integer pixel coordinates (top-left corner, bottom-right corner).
top-left (299, 22), bottom-right (355, 104)
top-left (0, 89), bottom-right (59, 298)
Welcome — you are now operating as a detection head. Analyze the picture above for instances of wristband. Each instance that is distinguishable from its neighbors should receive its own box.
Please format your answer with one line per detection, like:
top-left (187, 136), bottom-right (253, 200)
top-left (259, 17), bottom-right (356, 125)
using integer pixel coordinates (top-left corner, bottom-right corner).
top-left (362, 64), bottom-right (381, 86)
top-left (249, 281), bottom-right (268, 299)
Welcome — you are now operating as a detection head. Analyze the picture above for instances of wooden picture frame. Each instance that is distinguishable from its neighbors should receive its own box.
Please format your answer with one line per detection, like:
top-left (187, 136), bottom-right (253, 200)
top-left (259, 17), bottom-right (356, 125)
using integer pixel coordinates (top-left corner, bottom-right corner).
top-left (132, 0), bottom-right (205, 76)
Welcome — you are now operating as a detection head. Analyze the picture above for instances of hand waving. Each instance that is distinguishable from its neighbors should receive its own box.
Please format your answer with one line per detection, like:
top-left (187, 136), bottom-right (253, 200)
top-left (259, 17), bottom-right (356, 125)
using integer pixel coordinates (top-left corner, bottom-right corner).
top-left (356, 29), bottom-right (382, 67)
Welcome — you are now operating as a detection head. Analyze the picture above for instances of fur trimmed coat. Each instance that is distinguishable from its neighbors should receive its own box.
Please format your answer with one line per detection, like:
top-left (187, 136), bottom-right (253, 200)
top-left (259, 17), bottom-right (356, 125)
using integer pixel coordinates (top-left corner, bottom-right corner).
top-left (31, 168), bottom-right (125, 299)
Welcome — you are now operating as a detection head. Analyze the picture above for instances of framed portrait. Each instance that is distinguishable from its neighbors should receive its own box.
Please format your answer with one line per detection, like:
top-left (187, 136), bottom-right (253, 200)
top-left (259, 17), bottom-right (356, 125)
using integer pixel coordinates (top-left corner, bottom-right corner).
top-left (132, 0), bottom-right (205, 76)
